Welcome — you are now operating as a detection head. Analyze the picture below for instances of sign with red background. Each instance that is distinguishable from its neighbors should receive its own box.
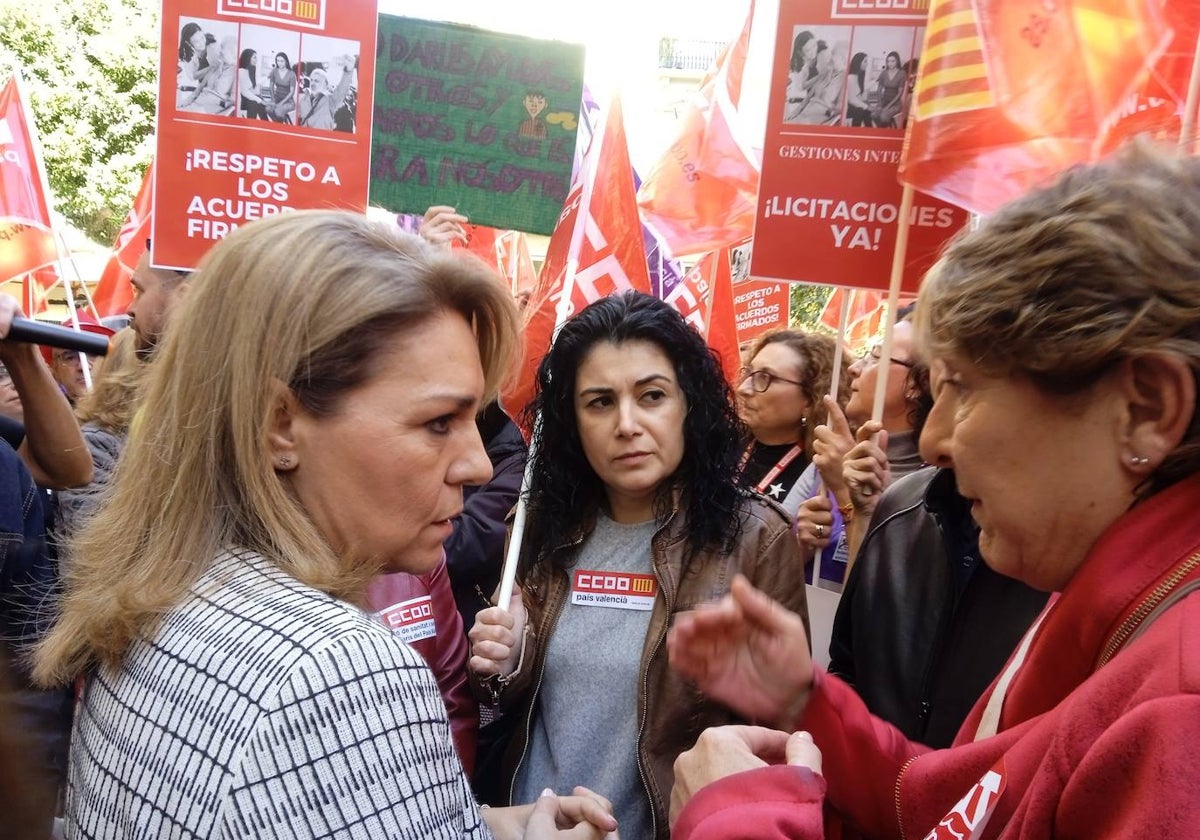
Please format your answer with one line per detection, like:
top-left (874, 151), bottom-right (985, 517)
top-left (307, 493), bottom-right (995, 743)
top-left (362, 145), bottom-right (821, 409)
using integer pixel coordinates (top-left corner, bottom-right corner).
top-left (153, 0), bottom-right (377, 270)
top-left (750, 0), bottom-right (968, 293)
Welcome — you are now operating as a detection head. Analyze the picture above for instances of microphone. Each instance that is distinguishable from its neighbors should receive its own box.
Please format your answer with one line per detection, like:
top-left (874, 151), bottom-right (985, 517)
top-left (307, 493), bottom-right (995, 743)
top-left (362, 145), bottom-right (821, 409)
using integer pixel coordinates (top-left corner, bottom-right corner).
top-left (8, 318), bottom-right (111, 357)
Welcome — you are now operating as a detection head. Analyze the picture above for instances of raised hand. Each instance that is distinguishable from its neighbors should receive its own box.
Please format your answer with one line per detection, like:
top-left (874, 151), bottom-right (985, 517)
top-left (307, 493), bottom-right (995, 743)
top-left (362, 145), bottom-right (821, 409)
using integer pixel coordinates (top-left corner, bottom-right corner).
top-left (811, 395), bottom-right (855, 493)
top-left (844, 422), bottom-right (891, 517)
top-left (668, 575), bottom-right (813, 724)
top-left (468, 587), bottom-right (527, 679)
top-left (419, 205), bottom-right (469, 249)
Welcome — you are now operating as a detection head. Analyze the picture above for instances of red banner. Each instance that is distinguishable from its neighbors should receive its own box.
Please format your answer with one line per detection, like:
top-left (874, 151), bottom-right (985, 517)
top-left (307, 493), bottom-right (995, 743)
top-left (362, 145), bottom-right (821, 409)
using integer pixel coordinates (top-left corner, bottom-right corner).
top-left (734, 278), bottom-right (789, 341)
top-left (153, 0), bottom-right (378, 270)
top-left (749, 0), bottom-right (968, 293)
top-left (663, 248), bottom-right (742, 385)
top-left (500, 96), bottom-right (652, 428)
top-left (900, 0), bottom-right (1179, 215)
top-left (0, 76), bottom-right (58, 286)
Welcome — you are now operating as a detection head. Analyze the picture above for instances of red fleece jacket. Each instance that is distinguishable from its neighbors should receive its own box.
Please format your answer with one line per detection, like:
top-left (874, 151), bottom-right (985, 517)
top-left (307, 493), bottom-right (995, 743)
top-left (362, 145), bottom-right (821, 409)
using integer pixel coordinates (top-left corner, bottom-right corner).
top-left (366, 557), bottom-right (479, 775)
top-left (675, 474), bottom-right (1200, 840)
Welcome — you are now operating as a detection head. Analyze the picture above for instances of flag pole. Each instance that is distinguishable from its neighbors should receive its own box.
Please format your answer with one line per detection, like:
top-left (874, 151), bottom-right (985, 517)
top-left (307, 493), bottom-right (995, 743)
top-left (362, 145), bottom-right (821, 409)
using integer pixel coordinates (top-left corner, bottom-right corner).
top-left (829, 293), bottom-right (849, 401)
top-left (14, 69), bottom-right (95, 390)
top-left (870, 184), bottom-right (915, 427)
top-left (1179, 27), bottom-right (1200, 153)
top-left (495, 98), bottom-right (612, 613)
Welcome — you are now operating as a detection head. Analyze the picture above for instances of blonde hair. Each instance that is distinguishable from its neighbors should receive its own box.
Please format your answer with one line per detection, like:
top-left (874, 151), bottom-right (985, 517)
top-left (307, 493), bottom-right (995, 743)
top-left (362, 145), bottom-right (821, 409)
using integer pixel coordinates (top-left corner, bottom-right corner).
top-left (746, 329), bottom-right (852, 453)
top-left (914, 139), bottom-right (1200, 493)
top-left (75, 328), bottom-right (141, 434)
top-left (33, 211), bottom-right (520, 686)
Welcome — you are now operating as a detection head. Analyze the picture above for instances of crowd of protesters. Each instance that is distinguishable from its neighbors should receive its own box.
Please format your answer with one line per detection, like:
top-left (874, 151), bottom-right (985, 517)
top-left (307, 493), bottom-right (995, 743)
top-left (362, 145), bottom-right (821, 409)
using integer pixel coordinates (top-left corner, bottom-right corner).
top-left (1, 140), bottom-right (1199, 839)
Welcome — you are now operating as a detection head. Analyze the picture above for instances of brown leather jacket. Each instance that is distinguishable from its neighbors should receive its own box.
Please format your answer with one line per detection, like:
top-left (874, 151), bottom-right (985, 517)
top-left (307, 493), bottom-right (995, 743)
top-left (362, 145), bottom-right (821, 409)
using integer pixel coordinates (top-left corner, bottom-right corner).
top-left (488, 494), bottom-right (811, 839)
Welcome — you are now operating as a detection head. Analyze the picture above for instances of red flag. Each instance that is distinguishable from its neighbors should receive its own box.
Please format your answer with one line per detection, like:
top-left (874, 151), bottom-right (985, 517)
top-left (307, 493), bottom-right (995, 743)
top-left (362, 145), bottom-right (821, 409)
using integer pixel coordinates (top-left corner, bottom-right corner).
top-left (706, 250), bottom-right (741, 386)
top-left (93, 160), bottom-right (155, 318)
top-left (901, 0), bottom-right (1173, 214)
top-left (664, 249), bottom-right (741, 386)
top-left (1099, 0), bottom-right (1200, 150)
top-left (452, 223), bottom-right (501, 268)
top-left (501, 96), bottom-right (652, 428)
top-left (636, 5), bottom-right (759, 257)
top-left (498, 232), bottom-right (537, 294)
top-left (819, 288), bottom-right (915, 351)
top-left (0, 76), bottom-right (58, 290)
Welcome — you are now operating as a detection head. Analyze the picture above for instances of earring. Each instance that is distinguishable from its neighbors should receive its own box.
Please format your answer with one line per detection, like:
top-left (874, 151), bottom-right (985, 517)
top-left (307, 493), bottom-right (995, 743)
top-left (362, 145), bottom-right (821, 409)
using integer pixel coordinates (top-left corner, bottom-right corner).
top-left (278, 456), bottom-right (292, 468)
top-left (1130, 455), bottom-right (1150, 467)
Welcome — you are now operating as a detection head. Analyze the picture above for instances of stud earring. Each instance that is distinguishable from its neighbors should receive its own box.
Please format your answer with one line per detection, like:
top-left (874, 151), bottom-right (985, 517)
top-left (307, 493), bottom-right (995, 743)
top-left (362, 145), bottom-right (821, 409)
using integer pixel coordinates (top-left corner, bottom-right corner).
top-left (278, 456), bottom-right (292, 468)
top-left (1130, 455), bottom-right (1150, 467)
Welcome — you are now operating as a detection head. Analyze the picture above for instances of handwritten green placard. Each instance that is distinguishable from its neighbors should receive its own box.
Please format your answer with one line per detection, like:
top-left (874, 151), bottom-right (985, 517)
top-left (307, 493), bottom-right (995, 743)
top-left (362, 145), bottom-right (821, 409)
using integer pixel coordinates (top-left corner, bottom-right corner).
top-left (370, 15), bottom-right (585, 235)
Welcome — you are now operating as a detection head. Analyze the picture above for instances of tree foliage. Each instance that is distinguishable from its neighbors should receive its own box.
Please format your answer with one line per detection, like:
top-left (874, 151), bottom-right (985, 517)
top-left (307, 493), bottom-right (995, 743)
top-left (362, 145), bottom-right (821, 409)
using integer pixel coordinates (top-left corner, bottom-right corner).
top-left (789, 282), bottom-right (833, 332)
top-left (0, 0), bottom-right (158, 243)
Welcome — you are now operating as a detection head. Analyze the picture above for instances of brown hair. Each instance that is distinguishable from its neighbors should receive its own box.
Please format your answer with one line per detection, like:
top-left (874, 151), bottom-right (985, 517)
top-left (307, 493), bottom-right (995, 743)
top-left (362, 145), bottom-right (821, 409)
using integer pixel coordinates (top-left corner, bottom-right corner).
top-left (915, 139), bottom-right (1200, 494)
top-left (747, 329), bottom-right (852, 452)
top-left (33, 211), bottom-right (520, 686)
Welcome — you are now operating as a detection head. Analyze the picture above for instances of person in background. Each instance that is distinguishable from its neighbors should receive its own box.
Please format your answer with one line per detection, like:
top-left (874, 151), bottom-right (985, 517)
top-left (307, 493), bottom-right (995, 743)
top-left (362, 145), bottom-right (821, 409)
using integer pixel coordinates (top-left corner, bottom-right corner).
top-left (667, 141), bottom-right (1200, 839)
top-left (737, 330), bottom-right (851, 586)
top-left (469, 292), bottom-right (810, 840)
top-left (0, 294), bottom-right (92, 837)
top-left (802, 309), bottom-right (930, 571)
top-left (367, 558), bottom-right (480, 776)
top-left (41, 315), bottom-right (115, 407)
top-left (33, 211), bottom-right (615, 839)
top-left (128, 242), bottom-right (189, 357)
top-left (55, 328), bottom-right (140, 549)
top-left (0, 363), bottom-right (21, 424)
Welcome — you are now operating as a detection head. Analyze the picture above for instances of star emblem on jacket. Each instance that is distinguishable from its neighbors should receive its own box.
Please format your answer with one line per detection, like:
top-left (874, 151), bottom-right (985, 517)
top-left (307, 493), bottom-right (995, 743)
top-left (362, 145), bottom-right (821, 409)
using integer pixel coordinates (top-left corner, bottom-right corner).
top-left (767, 483), bottom-right (785, 499)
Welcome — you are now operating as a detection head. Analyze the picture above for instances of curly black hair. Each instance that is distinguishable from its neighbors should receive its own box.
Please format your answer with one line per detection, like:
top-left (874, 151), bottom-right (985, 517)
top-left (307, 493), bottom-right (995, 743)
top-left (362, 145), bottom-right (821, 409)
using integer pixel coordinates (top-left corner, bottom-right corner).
top-left (521, 291), bottom-right (746, 573)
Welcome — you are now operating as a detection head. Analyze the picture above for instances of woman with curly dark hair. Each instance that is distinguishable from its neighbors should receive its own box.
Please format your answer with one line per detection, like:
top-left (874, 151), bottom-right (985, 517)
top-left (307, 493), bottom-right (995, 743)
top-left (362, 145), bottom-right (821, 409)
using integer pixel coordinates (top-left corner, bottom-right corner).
top-left (469, 291), bottom-right (810, 840)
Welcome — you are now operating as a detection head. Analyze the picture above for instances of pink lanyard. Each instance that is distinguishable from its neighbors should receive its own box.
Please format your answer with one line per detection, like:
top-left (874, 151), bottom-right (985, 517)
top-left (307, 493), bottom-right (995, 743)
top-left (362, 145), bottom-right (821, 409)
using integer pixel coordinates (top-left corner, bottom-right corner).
top-left (742, 444), bottom-right (805, 495)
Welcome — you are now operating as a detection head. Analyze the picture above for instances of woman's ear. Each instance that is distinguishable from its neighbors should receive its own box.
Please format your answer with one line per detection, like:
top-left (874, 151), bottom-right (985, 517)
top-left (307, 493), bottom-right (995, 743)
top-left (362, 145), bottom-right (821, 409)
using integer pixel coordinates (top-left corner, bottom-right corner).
top-left (1120, 353), bottom-right (1196, 471)
top-left (266, 379), bottom-right (302, 471)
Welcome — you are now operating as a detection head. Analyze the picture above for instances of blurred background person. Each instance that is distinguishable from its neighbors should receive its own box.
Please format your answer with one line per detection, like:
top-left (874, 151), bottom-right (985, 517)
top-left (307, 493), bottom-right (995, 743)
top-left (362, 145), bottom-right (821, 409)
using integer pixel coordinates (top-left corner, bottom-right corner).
top-left (0, 363), bottom-right (22, 424)
top-left (469, 292), bottom-right (809, 839)
top-left (41, 315), bottom-right (114, 407)
top-left (33, 211), bottom-right (615, 839)
top-left (55, 328), bottom-right (140, 550)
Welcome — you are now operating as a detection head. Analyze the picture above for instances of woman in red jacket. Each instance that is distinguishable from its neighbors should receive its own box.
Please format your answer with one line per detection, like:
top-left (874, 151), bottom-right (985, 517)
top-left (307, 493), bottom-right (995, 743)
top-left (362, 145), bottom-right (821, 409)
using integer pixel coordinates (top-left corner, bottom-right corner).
top-left (667, 141), bottom-right (1200, 839)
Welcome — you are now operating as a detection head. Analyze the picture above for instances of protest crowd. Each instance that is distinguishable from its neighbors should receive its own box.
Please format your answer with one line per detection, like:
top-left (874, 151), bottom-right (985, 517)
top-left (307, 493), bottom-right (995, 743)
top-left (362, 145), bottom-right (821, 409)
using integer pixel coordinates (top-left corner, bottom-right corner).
top-left (2, 2), bottom-right (1200, 839)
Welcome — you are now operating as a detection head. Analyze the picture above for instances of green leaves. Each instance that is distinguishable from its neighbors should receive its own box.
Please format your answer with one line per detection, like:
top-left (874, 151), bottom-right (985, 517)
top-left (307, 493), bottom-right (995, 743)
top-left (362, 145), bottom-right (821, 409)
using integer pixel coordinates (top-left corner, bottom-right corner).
top-left (0, 0), bottom-right (158, 243)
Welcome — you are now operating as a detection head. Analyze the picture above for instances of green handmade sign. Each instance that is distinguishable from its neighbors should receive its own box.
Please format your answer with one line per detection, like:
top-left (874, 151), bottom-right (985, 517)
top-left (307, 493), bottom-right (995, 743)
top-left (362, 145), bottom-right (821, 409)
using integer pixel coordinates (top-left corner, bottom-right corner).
top-left (370, 15), bottom-right (585, 235)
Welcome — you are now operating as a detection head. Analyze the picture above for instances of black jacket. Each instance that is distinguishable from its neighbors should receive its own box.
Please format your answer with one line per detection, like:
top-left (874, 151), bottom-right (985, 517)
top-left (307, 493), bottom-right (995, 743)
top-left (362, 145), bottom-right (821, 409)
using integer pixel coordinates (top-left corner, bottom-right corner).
top-left (828, 467), bottom-right (1049, 747)
top-left (445, 403), bottom-right (527, 630)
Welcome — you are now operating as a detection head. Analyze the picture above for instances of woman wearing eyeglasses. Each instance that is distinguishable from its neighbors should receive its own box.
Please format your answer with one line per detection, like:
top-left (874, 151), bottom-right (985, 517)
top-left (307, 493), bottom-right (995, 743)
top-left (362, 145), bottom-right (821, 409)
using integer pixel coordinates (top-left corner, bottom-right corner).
top-left (805, 314), bottom-right (934, 568)
top-left (736, 331), bottom-right (851, 585)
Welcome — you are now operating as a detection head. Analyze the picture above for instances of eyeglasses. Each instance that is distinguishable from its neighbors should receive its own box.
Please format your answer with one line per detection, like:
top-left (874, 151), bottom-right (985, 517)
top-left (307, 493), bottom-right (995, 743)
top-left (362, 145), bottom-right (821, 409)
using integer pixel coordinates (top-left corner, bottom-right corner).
top-left (739, 367), bottom-right (805, 393)
top-left (859, 345), bottom-right (914, 369)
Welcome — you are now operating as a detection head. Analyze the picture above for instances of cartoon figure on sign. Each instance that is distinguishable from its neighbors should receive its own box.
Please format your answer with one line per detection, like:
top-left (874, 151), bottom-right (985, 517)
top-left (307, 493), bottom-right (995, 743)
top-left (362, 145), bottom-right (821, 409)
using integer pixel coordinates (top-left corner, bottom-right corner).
top-left (519, 91), bottom-right (548, 139)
